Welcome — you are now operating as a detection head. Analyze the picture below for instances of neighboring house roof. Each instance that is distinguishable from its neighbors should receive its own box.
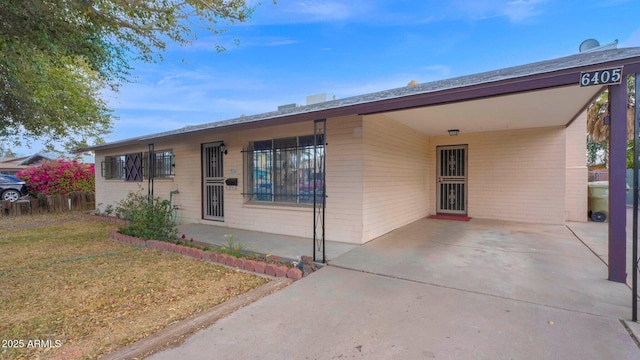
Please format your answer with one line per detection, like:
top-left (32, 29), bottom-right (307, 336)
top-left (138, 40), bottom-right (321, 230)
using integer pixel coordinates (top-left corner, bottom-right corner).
top-left (86, 46), bottom-right (640, 152)
top-left (0, 153), bottom-right (55, 172)
top-left (15, 153), bottom-right (54, 166)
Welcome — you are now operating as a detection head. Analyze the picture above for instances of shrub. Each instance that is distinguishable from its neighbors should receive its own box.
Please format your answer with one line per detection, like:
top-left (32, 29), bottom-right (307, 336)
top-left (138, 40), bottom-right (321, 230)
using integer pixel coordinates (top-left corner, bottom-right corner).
top-left (17, 159), bottom-right (95, 196)
top-left (116, 190), bottom-right (177, 241)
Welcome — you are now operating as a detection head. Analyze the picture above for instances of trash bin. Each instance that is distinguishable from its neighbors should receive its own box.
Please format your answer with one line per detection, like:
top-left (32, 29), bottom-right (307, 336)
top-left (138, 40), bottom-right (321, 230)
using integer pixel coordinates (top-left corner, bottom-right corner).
top-left (588, 181), bottom-right (609, 222)
top-left (587, 181), bottom-right (631, 222)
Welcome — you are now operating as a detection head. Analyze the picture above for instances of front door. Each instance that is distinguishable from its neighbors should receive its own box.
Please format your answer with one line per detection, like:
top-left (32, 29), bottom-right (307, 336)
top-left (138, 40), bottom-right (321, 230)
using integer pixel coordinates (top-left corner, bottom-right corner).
top-left (202, 142), bottom-right (224, 221)
top-left (436, 145), bottom-right (467, 215)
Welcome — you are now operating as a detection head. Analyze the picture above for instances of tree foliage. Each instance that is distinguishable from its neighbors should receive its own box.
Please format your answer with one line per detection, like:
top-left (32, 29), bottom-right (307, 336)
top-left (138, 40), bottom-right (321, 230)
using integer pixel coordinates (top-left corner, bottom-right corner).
top-left (1, 0), bottom-right (256, 150)
top-left (586, 75), bottom-right (636, 167)
top-left (587, 75), bottom-right (635, 143)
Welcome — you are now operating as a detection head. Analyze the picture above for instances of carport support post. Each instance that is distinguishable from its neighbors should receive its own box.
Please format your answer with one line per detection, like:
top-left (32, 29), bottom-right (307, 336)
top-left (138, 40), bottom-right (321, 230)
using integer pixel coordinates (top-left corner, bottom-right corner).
top-left (608, 82), bottom-right (627, 283)
top-left (634, 73), bottom-right (639, 322)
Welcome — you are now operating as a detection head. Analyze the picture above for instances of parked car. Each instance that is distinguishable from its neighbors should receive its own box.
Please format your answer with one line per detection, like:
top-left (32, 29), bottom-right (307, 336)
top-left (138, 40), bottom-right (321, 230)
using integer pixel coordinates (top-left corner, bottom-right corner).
top-left (0, 174), bottom-right (29, 202)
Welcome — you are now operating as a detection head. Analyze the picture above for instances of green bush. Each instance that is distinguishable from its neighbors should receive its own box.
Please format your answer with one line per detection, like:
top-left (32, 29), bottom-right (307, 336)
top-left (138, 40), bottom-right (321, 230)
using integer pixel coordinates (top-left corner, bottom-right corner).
top-left (116, 190), bottom-right (177, 241)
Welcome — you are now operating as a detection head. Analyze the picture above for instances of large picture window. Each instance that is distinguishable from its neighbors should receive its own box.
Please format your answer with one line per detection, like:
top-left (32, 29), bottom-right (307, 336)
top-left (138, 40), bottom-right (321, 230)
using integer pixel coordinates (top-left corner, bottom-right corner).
top-left (243, 135), bottom-right (324, 204)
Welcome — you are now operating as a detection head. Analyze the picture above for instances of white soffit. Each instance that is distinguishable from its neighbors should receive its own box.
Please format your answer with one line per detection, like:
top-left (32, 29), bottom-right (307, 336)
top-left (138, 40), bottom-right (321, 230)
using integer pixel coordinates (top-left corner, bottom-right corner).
top-left (380, 85), bottom-right (603, 136)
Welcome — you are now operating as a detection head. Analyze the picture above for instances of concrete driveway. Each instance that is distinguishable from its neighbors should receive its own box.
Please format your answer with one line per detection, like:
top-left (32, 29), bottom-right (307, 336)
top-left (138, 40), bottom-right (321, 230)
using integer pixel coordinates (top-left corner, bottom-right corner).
top-left (148, 218), bottom-right (639, 360)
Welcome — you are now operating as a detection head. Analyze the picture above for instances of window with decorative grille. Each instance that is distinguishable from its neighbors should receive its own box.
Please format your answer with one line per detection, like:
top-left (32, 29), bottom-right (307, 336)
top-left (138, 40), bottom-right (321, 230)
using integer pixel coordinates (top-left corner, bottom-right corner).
top-left (102, 151), bottom-right (174, 181)
top-left (243, 135), bottom-right (324, 204)
top-left (143, 150), bottom-right (175, 178)
top-left (101, 155), bottom-right (125, 179)
top-left (124, 153), bottom-right (143, 182)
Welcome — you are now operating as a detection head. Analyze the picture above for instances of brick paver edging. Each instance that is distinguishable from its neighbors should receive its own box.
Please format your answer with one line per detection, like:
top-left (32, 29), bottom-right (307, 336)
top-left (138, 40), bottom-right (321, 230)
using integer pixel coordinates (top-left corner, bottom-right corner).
top-left (82, 213), bottom-right (303, 280)
top-left (109, 231), bottom-right (302, 280)
top-left (79, 213), bottom-right (129, 226)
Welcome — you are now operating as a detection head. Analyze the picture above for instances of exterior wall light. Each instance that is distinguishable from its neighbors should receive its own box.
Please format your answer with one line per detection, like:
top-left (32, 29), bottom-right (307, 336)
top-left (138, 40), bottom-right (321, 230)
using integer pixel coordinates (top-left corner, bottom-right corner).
top-left (448, 129), bottom-right (460, 136)
top-left (220, 142), bottom-right (228, 155)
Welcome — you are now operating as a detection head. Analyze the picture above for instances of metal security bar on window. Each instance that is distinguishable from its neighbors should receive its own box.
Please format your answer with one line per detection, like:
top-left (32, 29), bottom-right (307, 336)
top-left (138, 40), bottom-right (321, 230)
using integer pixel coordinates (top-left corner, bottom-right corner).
top-left (125, 153), bottom-right (143, 182)
top-left (242, 135), bottom-right (324, 204)
top-left (101, 156), bottom-right (125, 179)
top-left (142, 151), bottom-right (175, 178)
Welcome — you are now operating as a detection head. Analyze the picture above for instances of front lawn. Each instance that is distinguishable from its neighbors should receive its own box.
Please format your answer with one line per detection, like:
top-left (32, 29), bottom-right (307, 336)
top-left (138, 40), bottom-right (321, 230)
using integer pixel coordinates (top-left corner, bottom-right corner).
top-left (0, 213), bottom-right (269, 359)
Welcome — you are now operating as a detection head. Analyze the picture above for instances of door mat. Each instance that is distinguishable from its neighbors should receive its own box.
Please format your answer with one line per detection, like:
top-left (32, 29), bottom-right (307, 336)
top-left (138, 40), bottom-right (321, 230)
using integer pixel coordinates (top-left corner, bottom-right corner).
top-left (428, 214), bottom-right (472, 221)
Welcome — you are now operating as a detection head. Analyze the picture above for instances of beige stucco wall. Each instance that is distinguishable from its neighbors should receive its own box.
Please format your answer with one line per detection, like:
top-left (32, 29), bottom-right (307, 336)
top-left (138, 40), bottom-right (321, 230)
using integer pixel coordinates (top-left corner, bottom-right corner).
top-left (565, 111), bottom-right (588, 222)
top-left (96, 114), bottom-right (586, 245)
top-left (95, 116), bottom-right (365, 244)
top-left (361, 114), bottom-right (430, 242)
top-left (428, 126), bottom-right (567, 224)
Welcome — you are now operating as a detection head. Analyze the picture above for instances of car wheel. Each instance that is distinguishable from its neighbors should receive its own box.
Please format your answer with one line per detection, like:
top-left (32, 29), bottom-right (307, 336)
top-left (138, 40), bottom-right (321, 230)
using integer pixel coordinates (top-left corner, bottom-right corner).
top-left (1, 189), bottom-right (21, 202)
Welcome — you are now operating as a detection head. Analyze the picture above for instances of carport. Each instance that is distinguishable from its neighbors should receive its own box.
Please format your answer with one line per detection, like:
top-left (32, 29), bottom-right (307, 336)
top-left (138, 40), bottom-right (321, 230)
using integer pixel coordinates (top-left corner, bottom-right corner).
top-left (347, 47), bottom-right (640, 284)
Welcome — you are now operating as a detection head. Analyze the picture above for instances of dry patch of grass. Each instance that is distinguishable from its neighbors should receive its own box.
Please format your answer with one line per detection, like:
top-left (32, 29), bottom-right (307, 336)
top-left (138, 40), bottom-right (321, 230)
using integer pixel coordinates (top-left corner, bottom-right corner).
top-left (0, 213), bottom-right (269, 359)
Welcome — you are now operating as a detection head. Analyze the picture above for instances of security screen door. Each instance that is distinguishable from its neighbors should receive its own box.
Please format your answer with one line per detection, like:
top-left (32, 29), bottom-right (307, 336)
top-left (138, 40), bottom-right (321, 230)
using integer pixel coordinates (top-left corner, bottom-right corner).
top-left (436, 145), bottom-right (467, 215)
top-left (202, 142), bottom-right (224, 221)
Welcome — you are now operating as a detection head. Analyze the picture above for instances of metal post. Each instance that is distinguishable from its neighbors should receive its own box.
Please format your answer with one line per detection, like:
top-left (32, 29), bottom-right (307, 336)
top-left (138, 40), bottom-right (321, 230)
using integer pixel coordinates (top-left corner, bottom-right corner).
top-left (609, 82), bottom-right (628, 283)
top-left (148, 143), bottom-right (155, 202)
top-left (313, 119), bottom-right (326, 263)
top-left (634, 73), bottom-right (639, 322)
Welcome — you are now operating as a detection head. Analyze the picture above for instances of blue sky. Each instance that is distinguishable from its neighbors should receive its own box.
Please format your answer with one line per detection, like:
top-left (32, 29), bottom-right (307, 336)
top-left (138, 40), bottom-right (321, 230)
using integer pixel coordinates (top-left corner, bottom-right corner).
top-left (12, 0), bottom-right (640, 156)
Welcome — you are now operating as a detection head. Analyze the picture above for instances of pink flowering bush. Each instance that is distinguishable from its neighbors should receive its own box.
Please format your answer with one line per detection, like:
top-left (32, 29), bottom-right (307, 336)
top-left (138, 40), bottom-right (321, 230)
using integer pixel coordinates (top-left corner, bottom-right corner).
top-left (17, 160), bottom-right (95, 196)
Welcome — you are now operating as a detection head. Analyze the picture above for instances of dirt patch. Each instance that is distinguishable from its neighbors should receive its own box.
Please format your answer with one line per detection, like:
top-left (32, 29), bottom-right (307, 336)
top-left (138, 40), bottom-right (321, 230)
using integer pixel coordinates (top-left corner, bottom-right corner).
top-left (0, 213), bottom-right (271, 359)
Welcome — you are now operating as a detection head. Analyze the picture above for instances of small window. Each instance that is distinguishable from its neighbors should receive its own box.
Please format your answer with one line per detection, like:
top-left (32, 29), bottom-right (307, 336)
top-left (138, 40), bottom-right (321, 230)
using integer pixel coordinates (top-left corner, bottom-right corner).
top-left (143, 150), bottom-right (175, 179)
top-left (102, 155), bottom-right (125, 180)
top-left (125, 153), bottom-right (143, 182)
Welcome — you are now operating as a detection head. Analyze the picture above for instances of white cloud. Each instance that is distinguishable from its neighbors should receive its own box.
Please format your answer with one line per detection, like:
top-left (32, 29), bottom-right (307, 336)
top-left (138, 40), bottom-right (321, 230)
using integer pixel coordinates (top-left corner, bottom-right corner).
top-left (621, 27), bottom-right (640, 47)
top-left (290, 1), bottom-right (352, 20)
top-left (107, 67), bottom-right (272, 114)
top-left (421, 65), bottom-right (453, 79)
top-left (250, 0), bottom-right (548, 27)
top-left (450, 0), bottom-right (547, 23)
top-left (182, 35), bottom-right (299, 52)
top-left (250, 0), bottom-right (377, 25)
top-left (324, 65), bottom-right (457, 99)
top-left (503, 0), bottom-right (546, 22)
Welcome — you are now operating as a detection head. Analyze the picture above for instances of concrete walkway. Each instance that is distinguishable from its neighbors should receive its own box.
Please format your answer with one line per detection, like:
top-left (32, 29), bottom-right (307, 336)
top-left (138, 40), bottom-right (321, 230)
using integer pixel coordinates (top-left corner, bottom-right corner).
top-left (177, 223), bottom-right (358, 262)
top-left (567, 207), bottom-right (636, 287)
top-left (148, 217), bottom-right (640, 360)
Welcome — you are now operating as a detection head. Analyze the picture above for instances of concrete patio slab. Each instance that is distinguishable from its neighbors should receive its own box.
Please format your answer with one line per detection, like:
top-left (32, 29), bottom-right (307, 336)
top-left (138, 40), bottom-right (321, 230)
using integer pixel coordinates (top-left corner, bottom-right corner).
top-left (177, 223), bottom-right (358, 262)
top-left (567, 207), bottom-right (636, 287)
top-left (330, 217), bottom-right (630, 318)
top-left (148, 267), bottom-right (639, 360)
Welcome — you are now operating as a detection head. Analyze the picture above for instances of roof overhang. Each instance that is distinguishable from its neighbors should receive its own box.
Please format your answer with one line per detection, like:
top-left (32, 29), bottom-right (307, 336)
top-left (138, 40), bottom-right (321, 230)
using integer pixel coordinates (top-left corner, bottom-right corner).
top-left (86, 47), bottom-right (640, 152)
top-left (380, 85), bottom-right (603, 136)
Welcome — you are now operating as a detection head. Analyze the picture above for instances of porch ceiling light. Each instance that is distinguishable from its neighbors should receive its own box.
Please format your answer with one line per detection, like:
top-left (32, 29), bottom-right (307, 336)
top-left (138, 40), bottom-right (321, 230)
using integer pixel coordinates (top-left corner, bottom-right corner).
top-left (448, 129), bottom-right (460, 136)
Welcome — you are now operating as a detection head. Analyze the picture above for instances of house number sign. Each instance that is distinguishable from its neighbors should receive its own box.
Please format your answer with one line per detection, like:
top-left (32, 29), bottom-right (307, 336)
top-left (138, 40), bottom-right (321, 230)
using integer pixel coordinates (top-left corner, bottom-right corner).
top-left (580, 66), bottom-right (623, 87)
